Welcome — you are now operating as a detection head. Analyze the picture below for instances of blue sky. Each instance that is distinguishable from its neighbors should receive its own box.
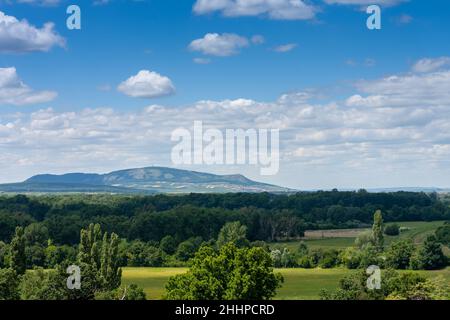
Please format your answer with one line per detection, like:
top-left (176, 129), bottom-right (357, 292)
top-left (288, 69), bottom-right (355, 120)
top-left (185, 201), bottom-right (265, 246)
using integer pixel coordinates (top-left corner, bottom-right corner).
top-left (1, 0), bottom-right (450, 189)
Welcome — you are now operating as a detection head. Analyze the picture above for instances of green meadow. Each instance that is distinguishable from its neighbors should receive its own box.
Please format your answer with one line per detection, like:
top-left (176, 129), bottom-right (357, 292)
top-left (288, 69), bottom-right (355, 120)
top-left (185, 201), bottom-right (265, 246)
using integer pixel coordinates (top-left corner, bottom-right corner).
top-left (272, 220), bottom-right (448, 251)
top-left (122, 267), bottom-right (450, 300)
top-left (122, 221), bottom-right (449, 300)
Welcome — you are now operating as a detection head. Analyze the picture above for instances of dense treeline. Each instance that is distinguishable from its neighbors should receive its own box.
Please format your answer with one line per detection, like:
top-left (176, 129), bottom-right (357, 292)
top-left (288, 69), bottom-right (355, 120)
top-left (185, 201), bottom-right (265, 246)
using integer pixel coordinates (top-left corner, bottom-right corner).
top-left (0, 191), bottom-right (448, 246)
top-left (0, 224), bottom-right (146, 300)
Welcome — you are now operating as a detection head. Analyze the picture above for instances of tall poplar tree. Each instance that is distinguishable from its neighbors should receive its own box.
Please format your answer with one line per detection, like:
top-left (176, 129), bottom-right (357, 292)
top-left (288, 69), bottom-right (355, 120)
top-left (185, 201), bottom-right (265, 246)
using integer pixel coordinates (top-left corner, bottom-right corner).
top-left (372, 210), bottom-right (384, 251)
top-left (9, 227), bottom-right (26, 275)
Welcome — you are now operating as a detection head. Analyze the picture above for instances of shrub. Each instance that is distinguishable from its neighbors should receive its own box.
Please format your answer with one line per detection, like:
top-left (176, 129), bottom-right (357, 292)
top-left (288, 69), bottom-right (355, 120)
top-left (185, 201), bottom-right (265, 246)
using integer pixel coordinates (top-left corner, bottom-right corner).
top-left (384, 224), bottom-right (400, 236)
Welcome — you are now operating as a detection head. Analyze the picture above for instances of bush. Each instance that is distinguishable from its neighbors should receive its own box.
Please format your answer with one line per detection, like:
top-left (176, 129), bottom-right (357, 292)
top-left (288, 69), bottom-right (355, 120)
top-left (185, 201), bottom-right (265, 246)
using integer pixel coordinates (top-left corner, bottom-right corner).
top-left (435, 223), bottom-right (450, 246)
top-left (384, 224), bottom-right (400, 236)
top-left (358, 244), bottom-right (382, 269)
top-left (319, 250), bottom-right (339, 269)
top-left (385, 240), bottom-right (415, 269)
top-left (95, 284), bottom-right (146, 300)
top-left (354, 231), bottom-right (373, 249)
top-left (320, 269), bottom-right (450, 300)
top-left (339, 247), bottom-right (361, 269)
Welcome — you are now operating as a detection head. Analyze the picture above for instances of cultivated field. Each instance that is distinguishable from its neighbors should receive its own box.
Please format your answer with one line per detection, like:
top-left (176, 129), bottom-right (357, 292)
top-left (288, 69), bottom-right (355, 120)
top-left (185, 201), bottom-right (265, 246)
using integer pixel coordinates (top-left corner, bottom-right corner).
top-left (122, 267), bottom-right (450, 300)
top-left (272, 221), bottom-right (448, 251)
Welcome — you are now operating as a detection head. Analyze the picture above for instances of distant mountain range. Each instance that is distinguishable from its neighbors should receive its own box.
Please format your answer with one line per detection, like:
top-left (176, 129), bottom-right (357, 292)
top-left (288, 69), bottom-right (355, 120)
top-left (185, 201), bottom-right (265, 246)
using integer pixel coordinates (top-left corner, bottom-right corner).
top-left (0, 167), bottom-right (448, 195)
top-left (0, 167), bottom-right (292, 194)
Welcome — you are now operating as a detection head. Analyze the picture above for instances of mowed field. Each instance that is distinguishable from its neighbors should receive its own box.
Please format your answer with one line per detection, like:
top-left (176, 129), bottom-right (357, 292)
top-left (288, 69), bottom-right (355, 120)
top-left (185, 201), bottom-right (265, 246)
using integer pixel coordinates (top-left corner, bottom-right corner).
top-left (122, 267), bottom-right (450, 300)
top-left (272, 220), bottom-right (448, 251)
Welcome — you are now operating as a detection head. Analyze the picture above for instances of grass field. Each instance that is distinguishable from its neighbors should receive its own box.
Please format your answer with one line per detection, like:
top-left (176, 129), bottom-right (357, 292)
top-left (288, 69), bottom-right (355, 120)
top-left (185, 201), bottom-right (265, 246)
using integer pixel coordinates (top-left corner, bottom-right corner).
top-left (122, 221), bottom-right (449, 300)
top-left (272, 221), bottom-right (448, 251)
top-left (122, 267), bottom-right (450, 300)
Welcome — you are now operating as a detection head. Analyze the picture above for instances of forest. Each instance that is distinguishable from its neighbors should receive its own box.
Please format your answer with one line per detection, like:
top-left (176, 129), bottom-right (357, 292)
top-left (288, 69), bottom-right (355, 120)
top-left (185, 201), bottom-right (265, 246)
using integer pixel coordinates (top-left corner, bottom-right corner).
top-left (0, 191), bottom-right (449, 300)
top-left (0, 190), bottom-right (448, 246)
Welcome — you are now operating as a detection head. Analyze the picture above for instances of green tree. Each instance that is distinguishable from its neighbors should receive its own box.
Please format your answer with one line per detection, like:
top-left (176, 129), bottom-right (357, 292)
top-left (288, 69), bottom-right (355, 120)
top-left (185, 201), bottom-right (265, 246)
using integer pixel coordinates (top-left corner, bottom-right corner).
top-left (217, 221), bottom-right (249, 248)
top-left (99, 232), bottom-right (122, 291)
top-left (175, 238), bottom-right (202, 262)
top-left (165, 243), bottom-right (283, 300)
top-left (19, 268), bottom-right (67, 300)
top-left (435, 223), bottom-right (450, 246)
top-left (372, 210), bottom-right (384, 251)
top-left (358, 244), bottom-right (381, 269)
top-left (24, 223), bottom-right (49, 246)
top-left (385, 240), bottom-right (415, 269)
top-left (9, 227), bottom-right (26, 275)
top-left (159, 235), bottom-right (177, 255)
top-left (297, 242), bottom-right (309, 257)
top-left (412, 235), bottom-right (447, 270)
top-left (144, 246), bottom-right (164, 267)
top-left (280, 248), bottom-right (297, 268)
top-left (0, 241), bottom-right (8, 268)
top-left (74, 224), bottom-right (123, 298)
top-left (354, 231), bottom-right (372, 249)
top-left (270, 249), bottom-right (282, 268)
top-left (339, 247), bottom-right (362, 269)
top-left (0, 268), bottom-right (20, 300)
top-left (25, 244), bottom-right (46, 268)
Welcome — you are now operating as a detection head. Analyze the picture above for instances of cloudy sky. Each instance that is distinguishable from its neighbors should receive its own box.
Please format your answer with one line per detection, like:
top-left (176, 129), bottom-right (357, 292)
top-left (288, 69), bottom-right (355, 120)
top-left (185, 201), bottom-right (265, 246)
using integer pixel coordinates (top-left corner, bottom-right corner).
top-left (0, 0), bottom-right (450, 189)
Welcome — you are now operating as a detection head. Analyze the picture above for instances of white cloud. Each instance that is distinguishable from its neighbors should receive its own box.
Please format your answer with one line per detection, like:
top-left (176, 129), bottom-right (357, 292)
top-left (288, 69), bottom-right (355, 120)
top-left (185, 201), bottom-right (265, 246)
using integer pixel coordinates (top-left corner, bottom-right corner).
top-left (117, 70), bottom-right (175, 99)
top-left (93, 0), bottom-right (110, 5)
top-left (395, 14), bottom-right (413, 24)
top-left (193, 0), bottom-right (316, 20)
top-left (193, 57), bottom-right (212, 64)
top-left (251, 35), bottom-right (265, 45)
top-left (412, 57), bottom-right (450, 73)
top-left (189, 33), bottom-right (249, 57)
top-left (15, 0), bottom-right (61, 5)
top-left (273, 43), bottom-right (297, 52)
top-left (0, 11), bottom-right (65, 53)
top-left (0, 67), bottom-right (57, 106)
top-left (352, 70), bottom-right (450, 108)
top-left (2, 59), bottom-right (450, 187)
top-left (323, 0), bottom-right (408, 7)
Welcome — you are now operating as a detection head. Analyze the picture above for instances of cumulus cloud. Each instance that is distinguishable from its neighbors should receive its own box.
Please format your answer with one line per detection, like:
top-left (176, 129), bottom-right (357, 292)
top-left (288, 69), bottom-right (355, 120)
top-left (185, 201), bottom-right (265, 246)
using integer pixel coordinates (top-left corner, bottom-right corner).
top-left (193, 57), bottom-right (212, 64)
top-left (251, 35), bottom-right (265, 45)
top-left (412, 57), bottom-right (450, 73)
top-left (323, 0), bottom-right (408, 7)
top-left (350, 70), bottom-right (450, 108)
top-left (2, 58), bottom-right (450, 187)
top-left (193, 0), bottom-right (316, 20)
top-left (189, 33), bottom-right (249, 57)
top-left (117, 70), bottom-right (175, 99)
top-left (0, 11), bottom-right (65, 53)
top-left (0, 67), bottom-right (57, 106)
top-left (394, 14), bottom-right (413, 25)
top-left (273, 43), bottom-right (297, 53)
top-left (16, 0), bottom-right (61, 5)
